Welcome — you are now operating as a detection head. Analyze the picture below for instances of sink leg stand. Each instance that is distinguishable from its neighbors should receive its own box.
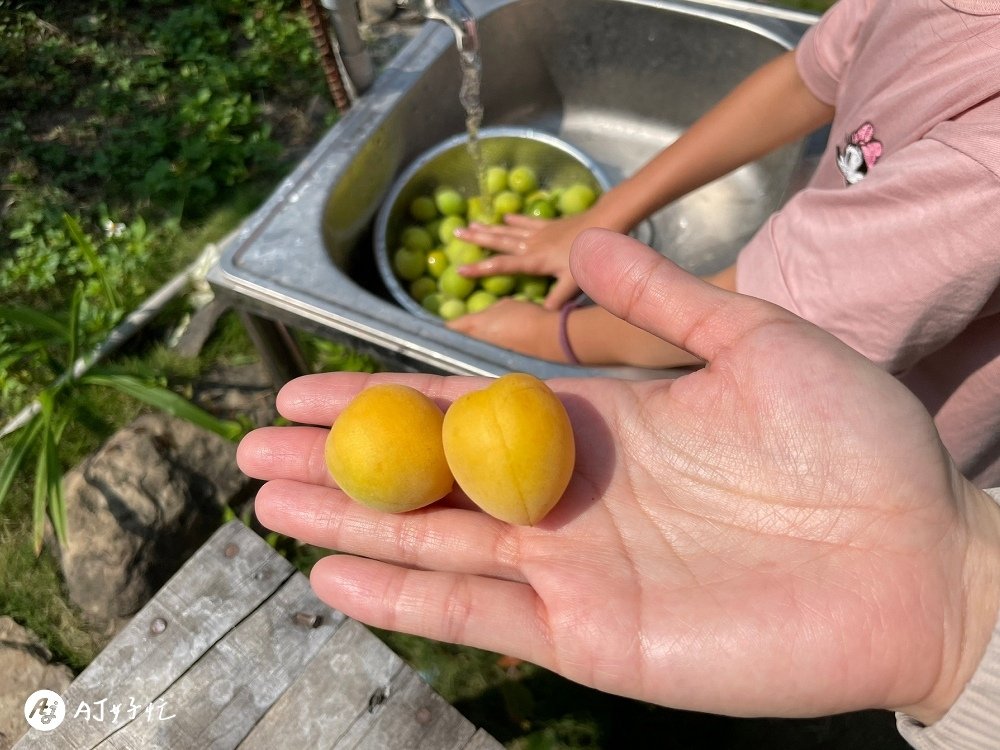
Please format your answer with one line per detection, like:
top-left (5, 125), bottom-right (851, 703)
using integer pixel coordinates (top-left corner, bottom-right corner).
top-left (238, 312), bottom-right (311, 390)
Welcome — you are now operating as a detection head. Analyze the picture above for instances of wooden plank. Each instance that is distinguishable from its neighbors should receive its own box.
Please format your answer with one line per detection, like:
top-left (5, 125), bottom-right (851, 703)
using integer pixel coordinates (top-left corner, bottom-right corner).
top-left (14, 521), bottom-right (295, 750)
top-left (338, 668), bottom-right (478, 750)
top-left (15, 519), bottom-right (504, 749)
top-left (462, 728), bottom-right (506, 750)
top-left (93, 572), bottom-right (344, 749)
top-left (238, 618), bottom-right (405, 749)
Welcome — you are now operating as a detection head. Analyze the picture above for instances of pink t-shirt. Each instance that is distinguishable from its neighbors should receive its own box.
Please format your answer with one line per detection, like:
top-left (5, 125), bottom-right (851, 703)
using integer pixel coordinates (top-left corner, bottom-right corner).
top-left (736, 0), bottom-right (1000, 487)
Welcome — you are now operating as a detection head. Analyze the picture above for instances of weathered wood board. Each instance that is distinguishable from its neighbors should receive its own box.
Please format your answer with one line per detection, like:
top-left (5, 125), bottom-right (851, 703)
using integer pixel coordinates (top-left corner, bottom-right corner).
top-left (13, 521), bottom-right (503, 750)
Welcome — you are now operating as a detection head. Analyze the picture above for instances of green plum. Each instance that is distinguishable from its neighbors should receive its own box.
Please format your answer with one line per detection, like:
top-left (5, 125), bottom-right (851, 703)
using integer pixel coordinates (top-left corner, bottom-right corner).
top-left (557, 183), bottom-right (598, 215)
top-left (421, 292), bottom-right (443, 315)
top-left (518, 275), bottom-right (550, 300)
top-left (435, 186), bottom-right (467, 217)
top-left (426, 249), bottom-right (449, 279)
top-left (438, 215), bottom-right (467, 244)
top-left (439, 266), bottom-right (476, 299)
top-left (445, 239), bottom-right (486, 266)
top-left (527, 199), bottom-right (556, 219)
top-left (409, 195), bottom-right (438, 223)
top-left (467, 196), bottom-right (499, 225)
top-left (401, 225), bottom-right (434, 253)
top-left (439, 298), bottom-right (467, 321)
top-left (493, 190), bottom-right (523, 216)
top-left (409, 276), bottom-right (437, 302)
top-left (485, 166), bottom-right (508, 195)
top-left (466, 290), bottom-right (497, 313)
top-left (393, 247), bottom-right (426, 281)
top-left (480, 274), bottom-right (516, 296)
top-left (508, 166), bottom-right (538, 195)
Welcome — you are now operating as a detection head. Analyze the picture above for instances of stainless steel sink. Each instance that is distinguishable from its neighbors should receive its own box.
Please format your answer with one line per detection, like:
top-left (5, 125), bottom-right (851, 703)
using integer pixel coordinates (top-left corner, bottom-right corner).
top-left (210, 0), bottom-right (821, 380)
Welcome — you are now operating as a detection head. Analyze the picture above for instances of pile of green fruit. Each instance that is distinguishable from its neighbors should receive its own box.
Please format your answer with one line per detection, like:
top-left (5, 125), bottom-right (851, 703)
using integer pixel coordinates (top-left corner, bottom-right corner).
top-left (390, 164), bottom-right (598, 320)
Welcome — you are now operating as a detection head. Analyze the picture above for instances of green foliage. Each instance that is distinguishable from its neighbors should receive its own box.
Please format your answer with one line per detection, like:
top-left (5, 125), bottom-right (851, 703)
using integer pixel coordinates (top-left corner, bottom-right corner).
top-left (0, 1), bottom-right (323, 221)
top-left (0, 282), bottom-right (245, 554)
top-left (299, 333), bottom-right (382, 374)
top-left (1, 0), bottom-right (329, 419)
top-left (0, 209), bottom-right (170, 415)
top-left (0, 497), bottom-right (105, 670)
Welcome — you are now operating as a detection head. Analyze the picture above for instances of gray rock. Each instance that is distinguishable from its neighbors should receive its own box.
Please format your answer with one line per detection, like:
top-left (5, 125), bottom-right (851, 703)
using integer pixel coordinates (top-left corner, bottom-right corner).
top-left (57, 413), bottom-right (250, 624)
top-left (191, 361), bottom-right (277, 429)
top-left (0, 617), bottom-right (73, 750)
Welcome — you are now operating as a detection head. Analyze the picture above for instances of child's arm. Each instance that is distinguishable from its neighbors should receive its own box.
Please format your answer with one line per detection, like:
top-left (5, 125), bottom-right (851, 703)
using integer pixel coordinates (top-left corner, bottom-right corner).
top-left (566, 264), bottom-right (739, 368)
top-left (456, 50), bottom-right (835, 308)
top-left (586, 50), bottom-right (833, 235)
top-left (565, 305), bottom-right (702, 368)
top-left (448, 264), bottom-right (739, 368)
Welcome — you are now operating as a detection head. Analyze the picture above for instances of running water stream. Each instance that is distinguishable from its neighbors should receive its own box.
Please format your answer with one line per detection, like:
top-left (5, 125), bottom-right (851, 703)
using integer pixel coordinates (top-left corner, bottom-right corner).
top-left (457, 48), bottom-right (488, 204)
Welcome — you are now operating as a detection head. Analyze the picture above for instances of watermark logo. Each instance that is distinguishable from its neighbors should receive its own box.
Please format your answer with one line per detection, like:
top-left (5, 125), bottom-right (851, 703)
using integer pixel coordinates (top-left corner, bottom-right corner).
top-left (23, 690), bottom-right (66, 732)
top-left (23, 691), bottom-right (176, 733)
top-left (72, 697), bottom-right (174, 724)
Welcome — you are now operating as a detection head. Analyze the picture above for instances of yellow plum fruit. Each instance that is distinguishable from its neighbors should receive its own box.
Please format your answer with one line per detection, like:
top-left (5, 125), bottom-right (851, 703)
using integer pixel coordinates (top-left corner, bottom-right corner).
top-left (442, 373), bottom-right (575, 525)
top-left (325, 384), bottom-right (453, 512)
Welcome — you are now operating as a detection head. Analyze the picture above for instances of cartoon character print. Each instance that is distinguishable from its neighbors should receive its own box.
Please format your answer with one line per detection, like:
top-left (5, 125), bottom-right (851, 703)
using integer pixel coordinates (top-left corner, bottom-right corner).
top-left (836, 121), bottom-right (882, 185)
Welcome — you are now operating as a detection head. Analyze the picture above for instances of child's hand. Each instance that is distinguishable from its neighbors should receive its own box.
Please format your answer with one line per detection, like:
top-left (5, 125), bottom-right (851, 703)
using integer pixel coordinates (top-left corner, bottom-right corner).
top-left (446, 298), bottom-right (565, 362)
top-left (453, 213), bottom-right (598, 310)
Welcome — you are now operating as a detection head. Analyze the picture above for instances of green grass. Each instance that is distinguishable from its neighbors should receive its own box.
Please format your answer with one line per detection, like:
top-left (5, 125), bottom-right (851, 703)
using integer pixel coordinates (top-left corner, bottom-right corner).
top-left (0, 527), bottom-right (104, 671)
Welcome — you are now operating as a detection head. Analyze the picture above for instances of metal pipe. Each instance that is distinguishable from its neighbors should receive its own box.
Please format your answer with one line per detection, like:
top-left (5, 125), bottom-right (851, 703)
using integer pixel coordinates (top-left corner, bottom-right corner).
top-left (321, 0), bottom-right (375, 96)
top-left (400, 0), bottom-right (478, 54)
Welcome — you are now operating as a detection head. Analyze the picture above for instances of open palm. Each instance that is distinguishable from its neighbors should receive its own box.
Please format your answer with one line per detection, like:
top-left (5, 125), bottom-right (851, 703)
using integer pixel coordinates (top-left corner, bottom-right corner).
top-left (238, 230), bottom-right (989, 724)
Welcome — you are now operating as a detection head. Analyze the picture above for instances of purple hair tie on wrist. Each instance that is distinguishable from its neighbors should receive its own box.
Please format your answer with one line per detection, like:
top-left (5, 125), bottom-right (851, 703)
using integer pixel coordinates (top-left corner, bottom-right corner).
top-left (558, 300), bottom-right (583, 365)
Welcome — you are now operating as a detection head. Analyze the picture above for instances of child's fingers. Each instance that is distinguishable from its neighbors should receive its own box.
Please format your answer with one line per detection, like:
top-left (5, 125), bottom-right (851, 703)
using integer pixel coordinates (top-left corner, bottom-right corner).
top-left (457, 254), bottom-right (526, 279)
top-left (542, 275), bottom-right (582, 311)
top-left (454, 223), bottom-right (532, 256)
top-left (254, 479), bottom-right (525, 581)
top-left (457, 251), bottom-right (556, 279)
top-left (310, 555), bottom-right (548, 664)
top-left (570, 228), bottom-right (785, 363)
top-left (499, 213), bottom-right (550, 230)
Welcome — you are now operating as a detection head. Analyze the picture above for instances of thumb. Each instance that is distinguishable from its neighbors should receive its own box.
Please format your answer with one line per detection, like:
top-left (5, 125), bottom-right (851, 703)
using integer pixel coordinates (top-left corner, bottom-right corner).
top-left (569, 228), bottom-right (783, 362)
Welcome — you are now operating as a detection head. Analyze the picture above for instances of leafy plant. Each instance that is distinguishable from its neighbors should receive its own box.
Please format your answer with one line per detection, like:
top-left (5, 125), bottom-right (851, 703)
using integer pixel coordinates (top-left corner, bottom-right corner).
top-left (0, 314), bottom-right (244, 553)
top-left (0, 209), bottom-right (169, 418)
top-left (0, 245), bottom-right (242, 553)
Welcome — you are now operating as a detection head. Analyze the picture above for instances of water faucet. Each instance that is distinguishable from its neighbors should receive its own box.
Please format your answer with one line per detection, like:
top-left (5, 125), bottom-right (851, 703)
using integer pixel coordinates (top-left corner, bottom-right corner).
top-left (319, 0), bottom-right (478, 100)
top-left (401, 0), bottom-right (479, 54)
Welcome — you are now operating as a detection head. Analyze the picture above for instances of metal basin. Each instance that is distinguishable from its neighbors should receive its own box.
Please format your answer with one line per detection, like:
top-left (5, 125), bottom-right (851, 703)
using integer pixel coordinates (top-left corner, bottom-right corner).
top-left (211, 0), bottom-right (821, 379)
top-left (375, 127), bottom-right (616, 321)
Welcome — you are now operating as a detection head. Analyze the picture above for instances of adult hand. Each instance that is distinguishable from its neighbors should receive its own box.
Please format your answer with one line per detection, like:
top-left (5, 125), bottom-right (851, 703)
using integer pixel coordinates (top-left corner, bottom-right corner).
top-left (454, 211), bottom-right (603, 309)
top-left (446, 297), bottom-right (565, 362)
top-left (238, 229), bottom-right (1000, 725)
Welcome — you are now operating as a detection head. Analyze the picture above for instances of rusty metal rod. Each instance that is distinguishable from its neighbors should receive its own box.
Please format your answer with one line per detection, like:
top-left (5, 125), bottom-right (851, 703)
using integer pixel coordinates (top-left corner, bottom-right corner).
top-left (301, 0), bottom-right (352, 114)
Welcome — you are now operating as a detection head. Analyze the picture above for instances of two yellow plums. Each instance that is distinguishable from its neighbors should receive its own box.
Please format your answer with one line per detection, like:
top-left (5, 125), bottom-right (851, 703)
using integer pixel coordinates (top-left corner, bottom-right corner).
top-left (324, 373), bottom-right (575, 525)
